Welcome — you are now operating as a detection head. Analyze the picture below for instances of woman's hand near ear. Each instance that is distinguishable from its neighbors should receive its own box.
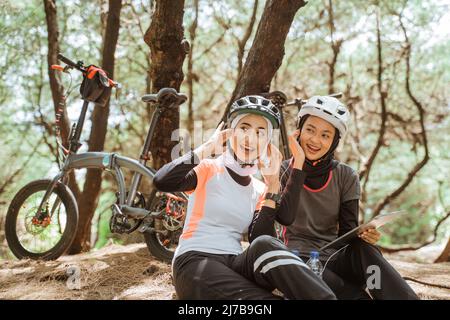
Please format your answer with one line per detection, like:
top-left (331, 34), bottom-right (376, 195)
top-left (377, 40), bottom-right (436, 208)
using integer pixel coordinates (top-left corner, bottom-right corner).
top-left (194, 122), bottom-right (232, 160)
top-left (259, 144), bottom-right (283, 194)
top-left (289, 130), bottom-right (305, 170)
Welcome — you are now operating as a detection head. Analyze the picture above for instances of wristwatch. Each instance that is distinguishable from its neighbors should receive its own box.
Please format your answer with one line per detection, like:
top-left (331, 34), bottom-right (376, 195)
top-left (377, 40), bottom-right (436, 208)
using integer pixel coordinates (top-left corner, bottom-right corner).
top-left (264, 192), bottom-right (282, 206)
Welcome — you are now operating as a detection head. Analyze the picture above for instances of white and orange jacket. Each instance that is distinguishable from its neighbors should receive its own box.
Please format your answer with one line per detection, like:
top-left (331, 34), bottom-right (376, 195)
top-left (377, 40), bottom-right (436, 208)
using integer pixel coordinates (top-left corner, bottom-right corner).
top-left (152, 152), bottom-right (304, 262)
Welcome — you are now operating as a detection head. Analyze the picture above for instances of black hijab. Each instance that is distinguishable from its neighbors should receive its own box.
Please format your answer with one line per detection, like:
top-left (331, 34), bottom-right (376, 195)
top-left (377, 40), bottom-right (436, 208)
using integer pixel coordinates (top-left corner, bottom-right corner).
top-left (297, 115), bottom-right (340, 189)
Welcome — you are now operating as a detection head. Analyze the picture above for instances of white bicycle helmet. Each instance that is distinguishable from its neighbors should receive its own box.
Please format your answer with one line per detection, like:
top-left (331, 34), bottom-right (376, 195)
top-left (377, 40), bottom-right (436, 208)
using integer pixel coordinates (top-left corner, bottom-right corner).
top-left (297, 96), bottom-right (350, 138)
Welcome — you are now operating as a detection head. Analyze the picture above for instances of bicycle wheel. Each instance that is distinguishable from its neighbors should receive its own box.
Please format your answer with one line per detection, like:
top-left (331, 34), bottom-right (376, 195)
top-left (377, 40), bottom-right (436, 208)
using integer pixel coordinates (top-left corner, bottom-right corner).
top-left (5, 179), bottom-right (79, 260)
top-left (143, 192), bottom-right (186, 263)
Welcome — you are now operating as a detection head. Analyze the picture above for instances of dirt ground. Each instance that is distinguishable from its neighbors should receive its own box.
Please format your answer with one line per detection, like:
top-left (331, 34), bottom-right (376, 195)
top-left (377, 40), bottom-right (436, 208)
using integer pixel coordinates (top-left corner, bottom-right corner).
top-left (0, 243), bottom-right (449, 300)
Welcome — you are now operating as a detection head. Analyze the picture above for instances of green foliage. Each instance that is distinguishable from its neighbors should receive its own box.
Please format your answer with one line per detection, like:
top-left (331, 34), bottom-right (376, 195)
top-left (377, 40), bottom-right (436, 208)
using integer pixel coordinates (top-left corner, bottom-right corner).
top-left (0, 0), bottom-right (449, 258)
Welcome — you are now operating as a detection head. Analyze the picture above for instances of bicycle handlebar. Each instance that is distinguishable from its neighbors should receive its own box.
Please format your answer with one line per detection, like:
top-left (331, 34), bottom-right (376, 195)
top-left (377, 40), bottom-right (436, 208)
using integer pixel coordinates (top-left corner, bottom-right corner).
top-left (57, 53), bottom-right (86, 72)
top-left (329, 92), bottom-right (343, 99)
top-left (54, 53), bottom-right (121, 88)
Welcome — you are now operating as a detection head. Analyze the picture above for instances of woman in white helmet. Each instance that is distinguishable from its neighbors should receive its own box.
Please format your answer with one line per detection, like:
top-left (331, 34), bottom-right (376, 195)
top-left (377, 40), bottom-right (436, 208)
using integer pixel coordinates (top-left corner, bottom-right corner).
top-left (153, 95), bottom-right (336, 300)
top-left (250, 95), bottom-right (418, 300)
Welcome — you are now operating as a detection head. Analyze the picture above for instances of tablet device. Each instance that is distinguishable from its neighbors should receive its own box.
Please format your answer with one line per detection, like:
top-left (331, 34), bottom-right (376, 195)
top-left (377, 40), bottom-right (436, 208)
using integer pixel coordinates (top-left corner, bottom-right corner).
top-left (319, 210), bottom-right (407, 252)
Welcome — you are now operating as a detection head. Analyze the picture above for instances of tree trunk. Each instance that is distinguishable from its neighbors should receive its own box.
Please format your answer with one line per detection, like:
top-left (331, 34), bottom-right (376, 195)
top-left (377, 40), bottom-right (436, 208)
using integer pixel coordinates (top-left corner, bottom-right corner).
top-left (43, 0), bottom-right (81, 199)
top-left (222, 0), bottom-right (307, 120)
top-left (359, 10), bottom-right (388, 203)
top-left (326, 0), bottom-right (342, 95)
top-left (435, 237), bottom-right (450, 263)
top-left (144, 0), bottom-right (187, 169)
top-left (68, 0), bottom-right (122, 254)
top-left (186, 0), bottom-right (198, 136)
top-left (236, 0), bottom-right (259, 78)
top-left (370, 13), bottom-right (430, 217)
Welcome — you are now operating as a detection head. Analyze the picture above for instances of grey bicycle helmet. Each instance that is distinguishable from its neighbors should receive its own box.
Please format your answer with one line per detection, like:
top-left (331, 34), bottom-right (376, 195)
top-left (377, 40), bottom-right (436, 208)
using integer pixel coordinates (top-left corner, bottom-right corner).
top-left (228, 95), bottom-right (281, 129)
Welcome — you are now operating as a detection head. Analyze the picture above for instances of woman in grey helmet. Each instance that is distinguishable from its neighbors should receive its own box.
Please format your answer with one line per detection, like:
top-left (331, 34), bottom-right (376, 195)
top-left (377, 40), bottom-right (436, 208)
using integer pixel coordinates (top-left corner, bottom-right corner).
top-left (152, 95), bottom-right (336, 300)
top-left (249, 95), bottom-right (419, 300)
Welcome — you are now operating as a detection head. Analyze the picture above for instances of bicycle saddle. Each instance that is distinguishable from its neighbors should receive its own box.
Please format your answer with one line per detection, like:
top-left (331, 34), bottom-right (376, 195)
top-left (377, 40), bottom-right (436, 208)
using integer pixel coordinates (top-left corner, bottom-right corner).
top-left (141, 88), bottom-right (187, 107)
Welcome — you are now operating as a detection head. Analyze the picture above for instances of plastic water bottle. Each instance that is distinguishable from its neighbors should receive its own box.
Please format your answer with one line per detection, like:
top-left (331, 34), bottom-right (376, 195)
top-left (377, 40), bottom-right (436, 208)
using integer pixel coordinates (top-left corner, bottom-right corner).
top-left (306, 251), bottom-right (323, 278)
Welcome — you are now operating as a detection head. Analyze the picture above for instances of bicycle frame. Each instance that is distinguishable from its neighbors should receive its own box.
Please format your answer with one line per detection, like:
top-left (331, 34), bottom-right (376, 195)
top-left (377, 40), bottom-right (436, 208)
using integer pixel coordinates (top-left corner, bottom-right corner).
top-left (36, 98), bottom-right (187, 223)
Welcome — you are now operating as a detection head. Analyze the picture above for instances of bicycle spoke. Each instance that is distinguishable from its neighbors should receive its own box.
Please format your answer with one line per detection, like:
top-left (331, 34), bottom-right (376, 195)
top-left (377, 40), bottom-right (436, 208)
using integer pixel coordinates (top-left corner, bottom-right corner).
top-left (15, 190), bottom-right (67, 254)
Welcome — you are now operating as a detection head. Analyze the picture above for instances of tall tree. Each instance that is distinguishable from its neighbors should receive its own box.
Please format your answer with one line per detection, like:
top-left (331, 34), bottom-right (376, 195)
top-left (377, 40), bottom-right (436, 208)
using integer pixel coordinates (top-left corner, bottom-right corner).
top-left (144, 0), bottom-right (187, 169)
top-left (359, 9), bottom-right (388, 200)
top-left (436, 236), bottom-right (450, 263)
top-left (371, 11), bottom-right (429, 217)
top-left (186, 0), bottom-right (199, 136)
top-left (223, 0), bottom-right (308, 120)
top-left (235, 0), bottom-right (259, 78)
top-left (68, 0), bottom-right (123, 253)
top-left (43, 0), bottom-right (81, 201)
top-left (326, 0), bottom-right (343, 94)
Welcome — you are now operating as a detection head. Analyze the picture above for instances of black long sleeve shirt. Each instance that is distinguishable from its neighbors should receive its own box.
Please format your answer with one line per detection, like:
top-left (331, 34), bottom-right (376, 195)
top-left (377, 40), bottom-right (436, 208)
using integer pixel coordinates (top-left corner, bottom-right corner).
top-left (248, 158), bottom-right (359, 244)
top-left (152, 152), bottom-right (305, 238)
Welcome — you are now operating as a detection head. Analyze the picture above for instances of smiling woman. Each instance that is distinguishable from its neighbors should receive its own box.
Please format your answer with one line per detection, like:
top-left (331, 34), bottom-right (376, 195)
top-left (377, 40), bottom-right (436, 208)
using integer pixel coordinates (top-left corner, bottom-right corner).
top-left (151, 95), bottom-right (337, 300)
top-left (299, 116), bottom-right (337, 161)
top-left (230, 113), bottom-right (270, 167)
top-left (249, 95), bottom-right (420, 300)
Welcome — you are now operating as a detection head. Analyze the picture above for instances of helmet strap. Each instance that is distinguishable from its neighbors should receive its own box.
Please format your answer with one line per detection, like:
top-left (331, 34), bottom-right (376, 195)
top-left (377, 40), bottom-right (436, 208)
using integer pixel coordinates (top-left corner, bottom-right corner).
top-left (227, 141), bottom-right (256, 167)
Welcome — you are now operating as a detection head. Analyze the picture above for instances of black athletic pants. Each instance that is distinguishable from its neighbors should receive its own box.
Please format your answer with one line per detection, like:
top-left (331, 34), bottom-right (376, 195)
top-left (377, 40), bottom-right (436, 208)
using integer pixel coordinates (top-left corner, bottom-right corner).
top-left (172, 235), bottom-right (337, 300)
top-left (323, 239), bottom-right (419, 300)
